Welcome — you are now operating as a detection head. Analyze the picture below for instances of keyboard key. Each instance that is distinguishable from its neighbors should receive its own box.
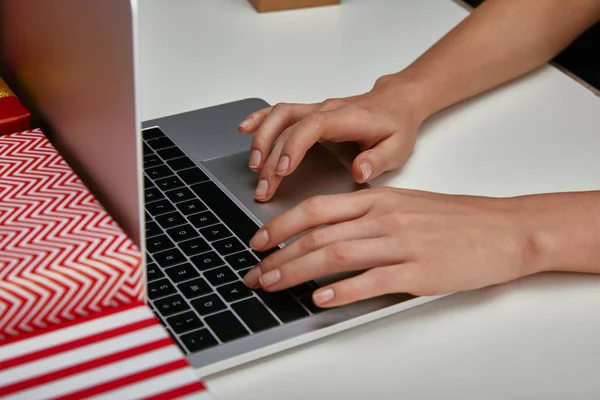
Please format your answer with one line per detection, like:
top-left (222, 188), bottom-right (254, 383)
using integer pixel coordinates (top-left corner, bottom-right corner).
top-left (181, 329), bottom-right (218, 353)
top-left (218, 282), bottom-right (253, 303)
top-left (176, 199), bottom-right (207, 216)
top-left (146, 199), bottom-right (175, 216)
top-left (225, 250), bottom-right (259, 271)
top-left (190, 251), bottom-right (224, 271)
top-left (145, 211), bottom-right (152, 221)
top-left (144, 176), bottom-right (153, 188)
top-left (165, 187), bottom-right (195, 203)
top-left (167, 311), bottom-right (203, 334)
top-left (199, 223), bottom-right (231, 242)
top-left (144, 187), bottom-right (165, 203)
top-left (289, 281), bottom-right (319, 298)
top-left (191, 181), bottom-right (260, 245)
top-left (148, 279), bottom-right (176, 300)
top-left (191, 294), bottom-right (226, 316)
top-left (145, 221), bottom-right (162, 238)
top-left (232, 298), bottom-right (279, 333)
top-left (213, 237), bottom-right (245, 256)
top-left (205, 311), bottom-right (249, 342)
top-left (237, 268), bottom-right (252, 278)
top-left (147, 136), bottom-right (174, 150)
top-left (188, 211), bottom-right (218, 228)
top-left (166, 223), bottom-right (199, 242)
top-left (143, 127), bottom-right (165, 140)
top-left (179, 237), bottom-right (211, 257)
top-left (143, 142), bottom-right (154, 155)
top-left (177, 167), bottom-right (209, 185)
top-left (178, 278), bottom-right (212, 300)
top-left (146, 262), bottom-right (164, 282)
top-left (157, 146), bottom-right (185, 160)
top-left (204, 266), bottom-right (237, 286)
top-left (167, 156), bottom-right (195, 171)
top-left (146, 165), bottom-right (172, 181)
top-left (254, 246), bottom-right (281, 260)
top-left (153, 294), bottom-right (189, 317)
top-left (165, 263), bottom-right (200, 283)
top-left (256, 290), bottom-right (309, 323)
top-left (155, 175), bottom-right (185, 191)
top-left (153, 248), bottom-right (186, 268)
top-left (299, 295), bottom-right (326, 314)
top-left (147, 234), bottom-right (175, 254)
top-left (143, 154), bottom-right (163, 169)
top-left (155, 211), bottom-right (186, 229)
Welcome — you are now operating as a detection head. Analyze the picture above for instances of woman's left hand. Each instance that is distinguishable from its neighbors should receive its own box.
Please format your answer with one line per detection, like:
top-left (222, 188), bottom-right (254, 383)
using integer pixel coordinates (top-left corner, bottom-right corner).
top-left (243, 187), bottom-right (545, 307)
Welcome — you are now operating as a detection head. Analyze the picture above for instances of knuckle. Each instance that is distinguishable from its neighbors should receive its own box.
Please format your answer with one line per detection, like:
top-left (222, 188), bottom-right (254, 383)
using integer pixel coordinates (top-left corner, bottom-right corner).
top-left (302, 195), bottom-right (325, 218)
top-left (304, 111), bottom-right (326, 128)
top-left (272, 102), bottom-right (290, 113)
top-left (327, 243), bottom-right (351, 264)
top-left (320, 98), bottom-right (343, 109)
top-left (364, 268), bottom-right (395, 295)
top-left (303, 229), bottom-right (326, 250)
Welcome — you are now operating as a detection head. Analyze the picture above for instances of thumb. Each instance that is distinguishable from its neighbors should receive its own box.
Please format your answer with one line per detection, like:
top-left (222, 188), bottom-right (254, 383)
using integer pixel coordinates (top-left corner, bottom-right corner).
top-left (351, 133), bottom-right (412, 183)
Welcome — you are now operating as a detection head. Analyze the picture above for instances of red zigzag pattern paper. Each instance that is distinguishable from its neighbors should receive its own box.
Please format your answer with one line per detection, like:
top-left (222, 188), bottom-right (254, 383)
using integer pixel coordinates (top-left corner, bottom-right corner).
top-left (0, 129), bottom-right (143, 340)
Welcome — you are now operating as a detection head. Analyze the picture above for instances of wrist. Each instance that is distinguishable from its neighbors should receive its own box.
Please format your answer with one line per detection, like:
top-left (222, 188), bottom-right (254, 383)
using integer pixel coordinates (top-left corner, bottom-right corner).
top-left (371, 72), bottom-right (437, 125)
top-left (513, 192), bottom-right (600, 275)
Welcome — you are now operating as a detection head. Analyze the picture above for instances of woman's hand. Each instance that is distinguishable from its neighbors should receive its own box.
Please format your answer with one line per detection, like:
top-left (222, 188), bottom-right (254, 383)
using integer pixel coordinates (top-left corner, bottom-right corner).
top-left (242, 187), bottom-right (550, 307)
top-left (238, 76), bottom-right (428, 202)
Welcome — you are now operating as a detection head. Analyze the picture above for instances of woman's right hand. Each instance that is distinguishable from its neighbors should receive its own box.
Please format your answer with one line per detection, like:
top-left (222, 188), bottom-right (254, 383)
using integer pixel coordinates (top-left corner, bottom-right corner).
top-left (237, 75), bottom-right (429, 202)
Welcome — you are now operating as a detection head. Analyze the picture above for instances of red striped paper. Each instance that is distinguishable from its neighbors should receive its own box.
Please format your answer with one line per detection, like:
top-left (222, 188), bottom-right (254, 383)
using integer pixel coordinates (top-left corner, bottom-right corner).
top-left (0, 305), bottom-right (212, 400)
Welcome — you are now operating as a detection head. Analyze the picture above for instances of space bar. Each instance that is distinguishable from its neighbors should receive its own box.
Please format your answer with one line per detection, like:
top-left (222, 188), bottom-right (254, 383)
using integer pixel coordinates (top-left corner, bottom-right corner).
top-left (191, 181), bottom-right (260, 245)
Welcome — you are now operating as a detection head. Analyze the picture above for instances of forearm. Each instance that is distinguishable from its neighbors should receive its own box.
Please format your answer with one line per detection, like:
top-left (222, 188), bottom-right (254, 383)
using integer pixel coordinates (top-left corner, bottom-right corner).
top-left (391, 0), bottom-right (600, 118)
top-left (518, 191), bottom-right (600, 275)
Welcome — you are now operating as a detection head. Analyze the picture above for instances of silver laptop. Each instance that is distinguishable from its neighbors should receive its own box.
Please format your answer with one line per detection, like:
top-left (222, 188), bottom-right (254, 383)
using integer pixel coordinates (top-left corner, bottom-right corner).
top-left (1, 0), bottom-right (442, 376)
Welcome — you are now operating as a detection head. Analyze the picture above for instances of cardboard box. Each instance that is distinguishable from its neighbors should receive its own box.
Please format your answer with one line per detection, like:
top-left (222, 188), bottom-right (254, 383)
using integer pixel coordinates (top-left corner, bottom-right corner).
top-left (249, 0), bottom-right (340, 13)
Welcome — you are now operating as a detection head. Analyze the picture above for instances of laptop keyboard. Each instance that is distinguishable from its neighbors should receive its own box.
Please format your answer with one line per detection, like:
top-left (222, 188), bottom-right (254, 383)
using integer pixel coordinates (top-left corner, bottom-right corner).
top-left (143, 127), bottom-right (322, 355)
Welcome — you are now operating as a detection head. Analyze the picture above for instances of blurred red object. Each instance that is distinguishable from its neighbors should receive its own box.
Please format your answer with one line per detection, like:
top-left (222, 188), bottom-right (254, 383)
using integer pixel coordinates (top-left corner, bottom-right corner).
top-left (0, 78), bottom-right (30, 135)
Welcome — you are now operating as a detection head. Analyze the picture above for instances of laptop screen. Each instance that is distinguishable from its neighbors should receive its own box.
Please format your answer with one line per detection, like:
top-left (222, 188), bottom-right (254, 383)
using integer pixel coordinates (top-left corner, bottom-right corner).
top-left (0, 0), bottom-right (143, 246)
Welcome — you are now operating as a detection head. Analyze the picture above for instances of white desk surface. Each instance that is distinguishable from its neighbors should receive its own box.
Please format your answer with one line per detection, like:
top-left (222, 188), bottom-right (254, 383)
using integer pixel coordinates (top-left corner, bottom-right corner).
top-left (139, 1), bottom-right (600, 398)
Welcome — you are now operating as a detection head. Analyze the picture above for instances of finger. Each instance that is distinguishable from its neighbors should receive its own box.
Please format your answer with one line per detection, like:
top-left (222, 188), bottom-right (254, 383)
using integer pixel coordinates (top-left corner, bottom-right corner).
top-left (351, 133), bottom-right (412, 183)
top-left (253, 140), bottom-right (284, 202)
top-left (249, 190), bottom-right (374, 250)
top-left (238, 106), bottom-right (272, 134)
top-left (275, 107), bottom-right (391, 177)
top-left (255, 237), bottom-right (406, 292)
top-left (258, 217), bottom-right (383, 275)
top-left (311, 263), bottom-right (420, 307)
top-left (249, 103), bottom-right (315, 171)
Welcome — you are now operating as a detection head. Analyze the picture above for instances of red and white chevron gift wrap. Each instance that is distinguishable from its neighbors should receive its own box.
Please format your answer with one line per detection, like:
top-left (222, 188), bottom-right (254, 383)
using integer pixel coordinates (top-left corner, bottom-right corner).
top-left (0, 129), bottom-right (143, 340)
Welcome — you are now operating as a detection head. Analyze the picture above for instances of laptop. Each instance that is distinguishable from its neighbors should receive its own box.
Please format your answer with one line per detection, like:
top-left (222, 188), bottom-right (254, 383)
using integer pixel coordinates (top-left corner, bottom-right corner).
top-left (1, 0), bottom-right (442, 376)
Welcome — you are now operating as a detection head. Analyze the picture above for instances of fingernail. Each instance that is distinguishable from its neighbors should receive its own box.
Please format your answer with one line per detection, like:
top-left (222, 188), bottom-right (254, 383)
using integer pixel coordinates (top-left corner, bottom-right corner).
top-left (254, 179), bottom-right (268, 199)
top-left (275, 155), bottom-right (290, 175)
top-left (249, 149), bottom-right (262, 169)
top-left (359, 162), bottom-right (372, 181)
top-left (244, 267), bottom-right (262, 288)
top-left (238, 115), bottom-right (253, 129)
top-left (313, 288), bottom-right (335, 304)
top-left (259, 269), bottom-right (281, 287)
top-left (250, 228), bottom-right (269, 249)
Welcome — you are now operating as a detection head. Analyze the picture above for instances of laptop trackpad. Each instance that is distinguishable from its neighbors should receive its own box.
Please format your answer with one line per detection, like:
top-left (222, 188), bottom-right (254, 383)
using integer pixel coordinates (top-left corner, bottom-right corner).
top-left (202, 144), bottom-right (367, 286)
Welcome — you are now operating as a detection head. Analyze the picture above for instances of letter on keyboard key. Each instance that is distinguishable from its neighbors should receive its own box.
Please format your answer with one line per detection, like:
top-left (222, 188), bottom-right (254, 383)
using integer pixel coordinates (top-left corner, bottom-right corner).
top-left (181, 329), bottom-right (218, 353)
top-left (232, 298), bottom-right (279, 333)
top-left (190, 251), bottom-right (224, 271)
top-left (146, 199), bottom-right (175, 216)
top-left (188, 211), bottom-right (218, 228)
top-left (256, 290), bottom-right (309, 323)
top-left (204, 311), bottom-right (249, 342)
top-left (213, 237), bottom-right (245, 256)
top-left (225, 250), bottom-right (259, 270)
top-left (155, 211), bottom-right (186, 229)
top-left (147, 279), bottom-right (176, 300)
top-left (203, 266), bottom-right (237, 287)
top-left (179, 237), bottom-right (211, 257)
top-left (152, 248), bottom-right (186, 268)
top-left (165, 262), bottom-right (200, 283)
top-left (191, 294), bottom-right (226, 316)
top-left (178, 278), bottom-right (212, 299)
top-left (199, 223), bottom-right (232, 242)
top-left (217, 282), bottom-right (253, 303)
